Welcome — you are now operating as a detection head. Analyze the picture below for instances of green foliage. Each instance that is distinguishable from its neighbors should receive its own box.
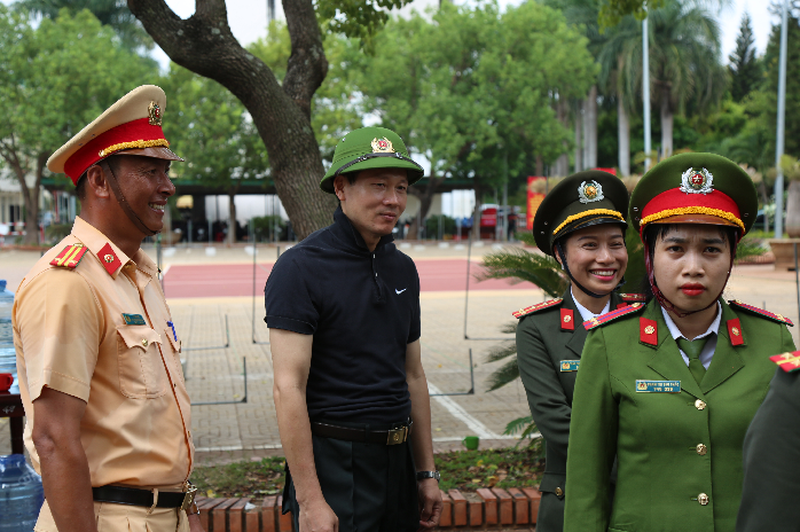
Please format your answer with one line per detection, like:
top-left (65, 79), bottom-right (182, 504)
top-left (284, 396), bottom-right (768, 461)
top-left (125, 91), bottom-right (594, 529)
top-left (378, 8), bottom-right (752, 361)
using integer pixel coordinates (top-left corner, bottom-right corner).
top-left (12, 0), bottom-right (155, 51)
top-left (315, 0), bottom-right (410, 49)
top-left (159, 66), bottom-right (268, 188)
top-left (424, 214), bottom-right (456, 239)
top-left (355, 0), bottom-right (596, 188)
top-left (251, 215), bottom-right (286, 242)
top-left (729, 13), bottom-right (763, 103)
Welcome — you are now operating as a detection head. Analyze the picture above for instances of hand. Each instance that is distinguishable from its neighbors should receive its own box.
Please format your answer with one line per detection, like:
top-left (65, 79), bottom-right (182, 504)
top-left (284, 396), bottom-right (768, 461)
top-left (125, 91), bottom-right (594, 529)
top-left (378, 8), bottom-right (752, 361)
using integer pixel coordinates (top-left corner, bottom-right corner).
top-left (299, 499), bottom-right (338, 532)
top-left (188, 513), bottom-right (205, 532)
top-left (417, 479), bottom-right (442, 529)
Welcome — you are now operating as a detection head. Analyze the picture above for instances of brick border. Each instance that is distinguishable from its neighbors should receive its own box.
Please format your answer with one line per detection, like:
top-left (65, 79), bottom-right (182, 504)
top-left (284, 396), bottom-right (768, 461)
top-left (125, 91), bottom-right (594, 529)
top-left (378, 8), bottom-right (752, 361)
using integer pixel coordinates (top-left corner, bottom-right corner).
top-left (196, 487), bottom-right (541, 531)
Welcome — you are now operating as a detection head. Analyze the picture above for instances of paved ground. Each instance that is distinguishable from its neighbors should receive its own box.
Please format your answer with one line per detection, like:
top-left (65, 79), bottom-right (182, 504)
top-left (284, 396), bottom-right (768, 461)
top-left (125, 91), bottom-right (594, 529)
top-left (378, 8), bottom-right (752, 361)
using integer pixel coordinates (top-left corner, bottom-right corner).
top-left (2, 240), bottom-right (800, 466)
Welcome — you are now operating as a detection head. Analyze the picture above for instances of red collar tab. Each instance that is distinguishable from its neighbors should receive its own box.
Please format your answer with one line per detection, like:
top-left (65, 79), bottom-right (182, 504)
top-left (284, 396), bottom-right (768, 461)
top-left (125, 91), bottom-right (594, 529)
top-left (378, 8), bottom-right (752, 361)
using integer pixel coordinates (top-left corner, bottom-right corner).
top-left (770, 351), bottom-right (800, 373)
top-left (561, 308), bottom-right (575, 331)
top-left (513, 298), bottom-right (563, 319)
top-left (640, 317), bottom-right (658, 345)
top-left (584, 302), bottom-right (644, 331)
top-left (727, 318), bottom-right (744, 346)
top-left (729, 300), bottom-right (794, 326)
top-left (50, 243), bottom-right (88, 269)
top-left (98, 243), bottom-right (123, 275)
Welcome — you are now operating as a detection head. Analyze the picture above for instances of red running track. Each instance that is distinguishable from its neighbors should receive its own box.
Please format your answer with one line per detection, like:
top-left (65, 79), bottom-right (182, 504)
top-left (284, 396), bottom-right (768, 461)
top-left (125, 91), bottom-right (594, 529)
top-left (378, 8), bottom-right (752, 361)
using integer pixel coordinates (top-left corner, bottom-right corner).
top-left (162, 259), bottom-right (531, 298)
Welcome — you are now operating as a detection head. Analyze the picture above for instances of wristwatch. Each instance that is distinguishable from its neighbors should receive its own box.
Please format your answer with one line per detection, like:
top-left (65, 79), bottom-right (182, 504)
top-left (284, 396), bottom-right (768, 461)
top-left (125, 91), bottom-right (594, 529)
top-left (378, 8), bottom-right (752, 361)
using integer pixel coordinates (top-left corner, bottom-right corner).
top-left (416, 470), bottom-right (441, 482)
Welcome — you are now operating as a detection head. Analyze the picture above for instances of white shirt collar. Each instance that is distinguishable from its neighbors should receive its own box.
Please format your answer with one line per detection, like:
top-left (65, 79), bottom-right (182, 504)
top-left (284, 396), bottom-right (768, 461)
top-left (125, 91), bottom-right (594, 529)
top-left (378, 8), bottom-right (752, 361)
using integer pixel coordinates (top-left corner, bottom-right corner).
top-left (661, 301), bottom-right (722, 369)
top-left (571, 286), bottom-right (611, 324)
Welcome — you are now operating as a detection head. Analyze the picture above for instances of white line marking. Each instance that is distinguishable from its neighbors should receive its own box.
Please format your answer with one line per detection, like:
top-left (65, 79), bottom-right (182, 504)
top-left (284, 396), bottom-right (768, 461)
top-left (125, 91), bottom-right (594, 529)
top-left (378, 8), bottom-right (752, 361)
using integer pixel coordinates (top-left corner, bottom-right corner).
top-left (428, 382), bottom-right (502, 439)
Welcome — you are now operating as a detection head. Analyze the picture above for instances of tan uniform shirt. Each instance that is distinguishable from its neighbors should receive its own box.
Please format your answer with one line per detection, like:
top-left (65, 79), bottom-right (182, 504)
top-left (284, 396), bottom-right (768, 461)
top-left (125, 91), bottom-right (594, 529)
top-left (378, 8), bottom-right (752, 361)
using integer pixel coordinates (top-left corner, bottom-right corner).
top-left (12, 216), bottom-right (193, 489)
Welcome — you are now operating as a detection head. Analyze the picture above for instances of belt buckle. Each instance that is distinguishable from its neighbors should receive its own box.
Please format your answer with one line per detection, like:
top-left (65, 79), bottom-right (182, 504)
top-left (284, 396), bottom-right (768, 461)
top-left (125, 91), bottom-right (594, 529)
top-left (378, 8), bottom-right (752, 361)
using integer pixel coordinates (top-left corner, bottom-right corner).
top-left (181, 483), bottom-right (198, 512)
top-left (386, 425), bottom-right (407, 445)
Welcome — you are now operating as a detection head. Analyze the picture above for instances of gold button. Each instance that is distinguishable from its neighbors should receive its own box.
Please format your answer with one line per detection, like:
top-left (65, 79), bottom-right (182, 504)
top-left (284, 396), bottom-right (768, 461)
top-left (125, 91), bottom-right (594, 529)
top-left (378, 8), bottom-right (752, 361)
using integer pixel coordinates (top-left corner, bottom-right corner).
top-left (698, 493), bottom-right (709, 506)
top-left (141, 338), bottom-right (148, 347)
top-left (695, 399), bottom-right (706, 411)
top-left (696, 443), bottom-right (707, 456)
top-left (555, 487), bottom-right (564, 497)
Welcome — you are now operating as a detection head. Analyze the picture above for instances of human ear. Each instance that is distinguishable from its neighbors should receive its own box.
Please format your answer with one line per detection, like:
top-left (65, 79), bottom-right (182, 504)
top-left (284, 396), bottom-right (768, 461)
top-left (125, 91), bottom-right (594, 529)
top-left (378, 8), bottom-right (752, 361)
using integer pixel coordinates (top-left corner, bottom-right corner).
top-left (333, 175), bottom-right (347, 201)
top-left (85, 164), bottom-right (111, 199)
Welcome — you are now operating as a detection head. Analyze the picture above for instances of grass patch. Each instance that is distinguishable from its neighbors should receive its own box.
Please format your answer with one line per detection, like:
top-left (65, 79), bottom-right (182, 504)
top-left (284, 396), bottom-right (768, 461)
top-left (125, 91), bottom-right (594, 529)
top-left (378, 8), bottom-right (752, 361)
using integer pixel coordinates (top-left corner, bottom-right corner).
top-left (192, 444), bottom-right (545, 498)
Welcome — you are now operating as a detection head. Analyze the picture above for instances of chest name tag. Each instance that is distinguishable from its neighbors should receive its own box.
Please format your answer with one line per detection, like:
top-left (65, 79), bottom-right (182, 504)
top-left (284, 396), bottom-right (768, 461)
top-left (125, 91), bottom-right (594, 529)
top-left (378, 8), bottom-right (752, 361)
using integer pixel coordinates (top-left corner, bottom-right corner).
top-left (560, 360), bottom-right (580, 372)
top-left (122, 313), bottom-right (146, 326)
top-left (636, 380), bottom-right (681, 393)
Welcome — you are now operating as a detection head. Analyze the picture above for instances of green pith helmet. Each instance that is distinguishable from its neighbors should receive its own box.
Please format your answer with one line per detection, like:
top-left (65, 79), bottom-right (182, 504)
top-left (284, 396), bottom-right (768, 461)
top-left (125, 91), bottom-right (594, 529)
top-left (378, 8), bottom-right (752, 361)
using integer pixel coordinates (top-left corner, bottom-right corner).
top-left (629, 152), bottom-right (758, 238)
top-left (320, 126), bottom-right (424, 193)
top-left (533, 170), bottom-right (629, 256)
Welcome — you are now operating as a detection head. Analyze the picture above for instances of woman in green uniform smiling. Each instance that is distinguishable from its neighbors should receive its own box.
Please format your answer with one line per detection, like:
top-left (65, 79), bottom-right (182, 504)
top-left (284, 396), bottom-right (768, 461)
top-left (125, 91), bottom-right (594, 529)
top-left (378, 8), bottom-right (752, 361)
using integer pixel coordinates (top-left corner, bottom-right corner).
top-left (515, 170), bottom-right (635, 532)
top-left (563, 153), bottom-right (796, 532)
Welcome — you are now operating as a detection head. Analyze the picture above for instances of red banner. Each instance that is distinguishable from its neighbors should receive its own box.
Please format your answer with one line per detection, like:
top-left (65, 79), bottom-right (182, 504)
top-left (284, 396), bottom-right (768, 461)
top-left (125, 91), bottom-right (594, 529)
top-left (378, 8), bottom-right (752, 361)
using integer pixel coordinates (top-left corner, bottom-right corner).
top-left (527, 177), bottom-right (546, 230)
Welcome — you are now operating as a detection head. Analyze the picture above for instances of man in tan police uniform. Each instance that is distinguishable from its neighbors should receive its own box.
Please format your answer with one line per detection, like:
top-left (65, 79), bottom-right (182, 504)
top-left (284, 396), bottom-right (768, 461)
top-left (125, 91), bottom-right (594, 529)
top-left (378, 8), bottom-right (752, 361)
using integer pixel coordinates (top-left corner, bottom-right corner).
top-left (12, 85), bottom-right (203, 532)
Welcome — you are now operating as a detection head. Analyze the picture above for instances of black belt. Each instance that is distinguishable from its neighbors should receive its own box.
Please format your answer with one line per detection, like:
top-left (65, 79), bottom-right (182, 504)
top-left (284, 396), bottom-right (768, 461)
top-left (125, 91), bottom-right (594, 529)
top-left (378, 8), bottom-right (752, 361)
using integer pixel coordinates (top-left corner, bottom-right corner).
top-left (311, 420), bottom-right (413, 445)
top-left (92, 485), bottom-right (193, 509)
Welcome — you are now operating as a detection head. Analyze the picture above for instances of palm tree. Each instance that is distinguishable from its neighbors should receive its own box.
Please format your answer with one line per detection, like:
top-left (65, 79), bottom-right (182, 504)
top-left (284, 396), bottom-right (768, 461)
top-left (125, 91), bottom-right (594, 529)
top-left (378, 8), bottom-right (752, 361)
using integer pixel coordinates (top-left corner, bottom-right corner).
top-left (647, 0), bottom-right (727, 157)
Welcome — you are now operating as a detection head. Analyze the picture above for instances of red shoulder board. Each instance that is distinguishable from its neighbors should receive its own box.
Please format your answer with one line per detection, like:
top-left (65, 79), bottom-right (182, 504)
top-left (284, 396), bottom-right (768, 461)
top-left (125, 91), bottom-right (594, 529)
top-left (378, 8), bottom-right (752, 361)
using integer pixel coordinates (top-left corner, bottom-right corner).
top-left (620, 293), bottom-right (646, 303)
top-left (584, 302), bottom-right (645, 330)
top-left (729, 300), bottom-right (794, 327)
top-left (770, 351), bottom-right (800, 373)
top-left (50, 243), bottom-right (88, 269)
top-left (513, 298), bottom-right (563, 319)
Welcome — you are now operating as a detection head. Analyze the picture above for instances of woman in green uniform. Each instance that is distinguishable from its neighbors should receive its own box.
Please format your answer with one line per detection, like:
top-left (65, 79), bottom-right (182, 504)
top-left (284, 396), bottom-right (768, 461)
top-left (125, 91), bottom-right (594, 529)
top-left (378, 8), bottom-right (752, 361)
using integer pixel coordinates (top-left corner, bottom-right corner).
top-left (563, 153), bottom-right (796, 532)
top-left (515, 170), bottom-right (634, 532)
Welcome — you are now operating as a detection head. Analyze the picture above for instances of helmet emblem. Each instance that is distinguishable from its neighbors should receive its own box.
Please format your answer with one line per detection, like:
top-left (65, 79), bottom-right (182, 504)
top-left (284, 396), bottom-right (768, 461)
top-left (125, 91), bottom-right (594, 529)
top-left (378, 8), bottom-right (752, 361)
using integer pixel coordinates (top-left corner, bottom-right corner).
top-left (148, 101), bottom-right (162, 126)
top-left (578, 180), bottom-right (604, 203)
top-left (371, 137), bottom-right (395, 153)
top-left (680, 167), bottom-right (713, 195)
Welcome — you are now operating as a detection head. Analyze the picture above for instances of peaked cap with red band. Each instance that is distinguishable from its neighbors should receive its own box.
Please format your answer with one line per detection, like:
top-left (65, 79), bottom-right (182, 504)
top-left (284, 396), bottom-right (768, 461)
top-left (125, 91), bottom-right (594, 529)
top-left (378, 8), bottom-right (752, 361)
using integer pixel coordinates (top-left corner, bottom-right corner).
top-left (47, 85), bottom-right (183, 185)
top-left (629, 152), bottom-right (758, 239)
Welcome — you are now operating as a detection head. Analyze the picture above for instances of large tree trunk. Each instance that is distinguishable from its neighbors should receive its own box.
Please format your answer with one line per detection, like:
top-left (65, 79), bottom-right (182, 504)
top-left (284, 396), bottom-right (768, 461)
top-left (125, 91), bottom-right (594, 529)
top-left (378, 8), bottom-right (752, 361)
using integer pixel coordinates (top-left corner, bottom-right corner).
top-left (617, 96), bottom-right (630, 177)
top-left (4, 149), bottom-right (43, 246)
top-left (128, 0), bottom-right (337, 240)
top-left (786, 180), bottom-right (800, 238)
top-left (660, 86), bottom-right (673, 159)
top-left (227, 192), bottom-right (237, 245)
top-left (584, 85), bottom-right (598, 170)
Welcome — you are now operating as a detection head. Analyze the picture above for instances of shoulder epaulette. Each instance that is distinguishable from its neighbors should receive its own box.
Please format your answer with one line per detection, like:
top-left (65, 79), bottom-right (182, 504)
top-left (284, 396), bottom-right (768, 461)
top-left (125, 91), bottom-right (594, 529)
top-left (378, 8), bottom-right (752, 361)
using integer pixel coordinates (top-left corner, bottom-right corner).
top-left (513, 298), bottom-right (563, 319)
top-left (769, 351), bottom-right (800, 372)
top-left (50, 243), bottom-right (88, 269)
top-left (729, 299), bottom-right (794, 327)
top-left (620, 292), bottom-right (646, 303)
top-left (584, 302), bottom-right (645, 330)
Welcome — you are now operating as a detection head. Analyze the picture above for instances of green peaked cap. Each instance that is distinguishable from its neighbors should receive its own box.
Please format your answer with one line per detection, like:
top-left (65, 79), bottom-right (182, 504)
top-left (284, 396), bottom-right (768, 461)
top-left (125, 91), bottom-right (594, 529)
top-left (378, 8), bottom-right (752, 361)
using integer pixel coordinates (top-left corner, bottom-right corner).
top-left (320, 126), bottom-right (424, 193)
top-left (533, 170), bottom-right (629, 255)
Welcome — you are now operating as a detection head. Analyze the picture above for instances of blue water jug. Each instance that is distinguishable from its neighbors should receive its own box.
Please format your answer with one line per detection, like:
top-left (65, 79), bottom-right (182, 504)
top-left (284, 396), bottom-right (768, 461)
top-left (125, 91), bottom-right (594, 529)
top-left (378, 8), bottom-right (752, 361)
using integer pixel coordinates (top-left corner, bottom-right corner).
top-left (0, 280), bottom-right (17, 394)
top-left (0, 454), bottom-right (44, 531)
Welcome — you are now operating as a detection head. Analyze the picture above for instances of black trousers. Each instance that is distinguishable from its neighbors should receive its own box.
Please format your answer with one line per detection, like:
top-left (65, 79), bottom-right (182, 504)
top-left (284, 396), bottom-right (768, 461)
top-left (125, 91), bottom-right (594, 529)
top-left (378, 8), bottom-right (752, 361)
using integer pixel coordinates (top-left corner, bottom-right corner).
top-left (283, 430), bottom-right (419, 532)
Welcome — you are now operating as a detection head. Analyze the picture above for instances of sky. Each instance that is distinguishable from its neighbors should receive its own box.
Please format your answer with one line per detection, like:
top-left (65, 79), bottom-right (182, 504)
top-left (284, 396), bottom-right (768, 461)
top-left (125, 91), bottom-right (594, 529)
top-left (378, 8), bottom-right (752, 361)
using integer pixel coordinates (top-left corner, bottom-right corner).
top-left (154, 0), bottom-right (779, 67)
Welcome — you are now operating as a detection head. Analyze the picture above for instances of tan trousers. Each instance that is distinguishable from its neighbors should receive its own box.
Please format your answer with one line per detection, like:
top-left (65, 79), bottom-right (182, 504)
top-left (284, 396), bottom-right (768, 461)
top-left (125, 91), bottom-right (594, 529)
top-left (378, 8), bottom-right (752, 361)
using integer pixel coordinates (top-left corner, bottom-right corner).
top-left (35, 499), bottom-right (189, 532)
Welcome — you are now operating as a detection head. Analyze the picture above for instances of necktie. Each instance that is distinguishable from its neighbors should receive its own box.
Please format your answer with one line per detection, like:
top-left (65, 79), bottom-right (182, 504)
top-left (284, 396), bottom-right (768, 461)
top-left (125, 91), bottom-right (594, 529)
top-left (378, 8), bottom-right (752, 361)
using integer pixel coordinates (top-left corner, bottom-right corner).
top-left (676, 335), bottom-right (710, 385)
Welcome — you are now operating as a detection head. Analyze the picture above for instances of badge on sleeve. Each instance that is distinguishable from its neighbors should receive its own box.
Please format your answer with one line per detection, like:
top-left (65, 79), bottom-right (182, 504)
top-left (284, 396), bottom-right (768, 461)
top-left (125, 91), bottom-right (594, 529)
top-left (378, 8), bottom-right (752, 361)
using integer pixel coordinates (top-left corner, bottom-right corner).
top-left (50, 243), bottom-right (88, 269)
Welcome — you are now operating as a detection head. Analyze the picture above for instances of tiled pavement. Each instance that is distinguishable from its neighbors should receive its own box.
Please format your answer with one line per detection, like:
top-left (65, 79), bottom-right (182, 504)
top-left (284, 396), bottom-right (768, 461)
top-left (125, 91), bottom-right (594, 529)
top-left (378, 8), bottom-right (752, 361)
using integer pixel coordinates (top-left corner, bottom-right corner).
top-left (3, 241), bottom-right (800, 465)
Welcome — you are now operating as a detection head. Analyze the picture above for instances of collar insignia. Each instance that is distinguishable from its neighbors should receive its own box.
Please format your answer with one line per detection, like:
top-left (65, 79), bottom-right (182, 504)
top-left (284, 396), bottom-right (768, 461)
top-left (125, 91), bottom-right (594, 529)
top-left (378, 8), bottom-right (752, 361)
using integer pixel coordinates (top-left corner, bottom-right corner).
top-left (371, 137), bottom-right (395, 153)
top-left (680, 167), bottom-right (713, 195)
top-left (578, 180), bottom-right (604, 203)
top-left (148, 101), bottom-right (162, 126)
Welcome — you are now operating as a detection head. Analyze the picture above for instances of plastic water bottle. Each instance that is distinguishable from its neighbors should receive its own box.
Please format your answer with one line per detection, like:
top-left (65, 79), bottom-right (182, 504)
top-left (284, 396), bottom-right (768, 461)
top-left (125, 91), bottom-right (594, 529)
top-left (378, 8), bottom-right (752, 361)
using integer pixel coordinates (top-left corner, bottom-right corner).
top-left (0, 454), bottom-right (44, 531)
top-left (0, 280), bottom-right (17, 394)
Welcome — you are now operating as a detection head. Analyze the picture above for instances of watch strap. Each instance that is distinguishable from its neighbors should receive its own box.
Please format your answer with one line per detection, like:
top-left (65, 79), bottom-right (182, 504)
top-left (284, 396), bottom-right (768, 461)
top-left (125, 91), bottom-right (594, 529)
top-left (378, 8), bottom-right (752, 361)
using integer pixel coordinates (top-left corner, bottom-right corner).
top-left (416, 470), bottom-right (440, 481)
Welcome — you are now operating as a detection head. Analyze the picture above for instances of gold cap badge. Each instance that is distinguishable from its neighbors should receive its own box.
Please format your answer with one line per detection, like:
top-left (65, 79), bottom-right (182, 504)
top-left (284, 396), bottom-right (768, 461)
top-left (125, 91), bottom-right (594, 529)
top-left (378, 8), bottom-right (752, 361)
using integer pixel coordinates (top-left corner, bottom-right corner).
top-left (371, 137), bottom-right (395, 153)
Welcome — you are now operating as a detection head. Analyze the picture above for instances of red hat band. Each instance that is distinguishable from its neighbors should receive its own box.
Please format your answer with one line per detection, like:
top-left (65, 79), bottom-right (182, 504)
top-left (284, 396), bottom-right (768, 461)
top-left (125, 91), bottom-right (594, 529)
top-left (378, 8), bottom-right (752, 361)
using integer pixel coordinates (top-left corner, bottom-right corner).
top-left (639, 188), bottom-right (744, 233)
top-left (63, 118), bottom-right (170, 184)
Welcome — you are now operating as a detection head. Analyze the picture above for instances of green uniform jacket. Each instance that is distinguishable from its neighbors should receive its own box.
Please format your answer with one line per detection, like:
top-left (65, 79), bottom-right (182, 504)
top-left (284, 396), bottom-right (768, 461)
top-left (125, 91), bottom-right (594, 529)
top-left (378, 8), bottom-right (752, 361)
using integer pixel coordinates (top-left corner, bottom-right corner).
top-left (737, 366), bottom-right (800, 532)
top-left (564, 299), bottom-right (795, 532)
top-left (516, 290), bottom-right (630, 532)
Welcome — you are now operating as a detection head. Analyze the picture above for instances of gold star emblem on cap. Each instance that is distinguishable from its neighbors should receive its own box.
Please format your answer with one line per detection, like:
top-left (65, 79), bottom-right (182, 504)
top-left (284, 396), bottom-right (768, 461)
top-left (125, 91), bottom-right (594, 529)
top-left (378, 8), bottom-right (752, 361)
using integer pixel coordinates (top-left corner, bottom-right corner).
top-left (371, 137), bottom-right (395, 153)
top-left (148, 101), bottom-right (162, 126)
top-left (680, 167), bottom-right (713, 195)
top-left (578, 180), bottom-right (604, 203)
